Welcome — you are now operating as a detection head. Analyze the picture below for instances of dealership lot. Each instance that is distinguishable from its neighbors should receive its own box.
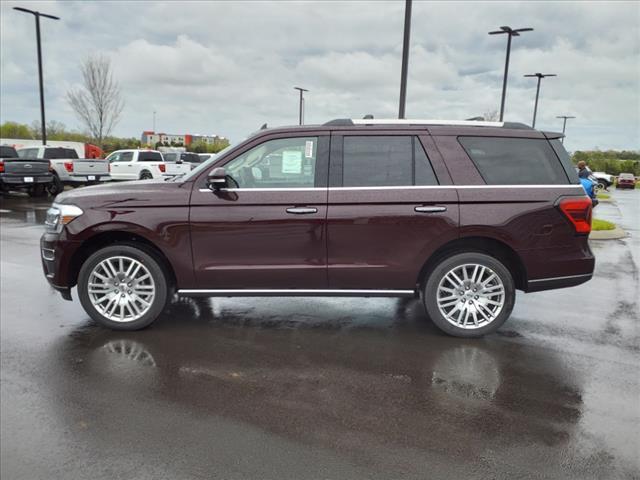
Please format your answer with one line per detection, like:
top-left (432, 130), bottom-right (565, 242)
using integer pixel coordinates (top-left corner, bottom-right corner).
top-left (1, 190), bottom-right (639, 479)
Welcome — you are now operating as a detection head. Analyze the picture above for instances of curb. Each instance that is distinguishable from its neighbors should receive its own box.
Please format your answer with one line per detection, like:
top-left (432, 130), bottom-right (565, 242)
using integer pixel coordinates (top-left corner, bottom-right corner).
top-left (590, 226), bottom-right (627, 240)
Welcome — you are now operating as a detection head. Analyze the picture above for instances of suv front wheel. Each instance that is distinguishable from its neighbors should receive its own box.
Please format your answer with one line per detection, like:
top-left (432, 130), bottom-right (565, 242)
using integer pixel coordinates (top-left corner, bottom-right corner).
top-left (78, 244), bottom-right (169, 330)
top-left (423, 252), bottom-right (515, 338)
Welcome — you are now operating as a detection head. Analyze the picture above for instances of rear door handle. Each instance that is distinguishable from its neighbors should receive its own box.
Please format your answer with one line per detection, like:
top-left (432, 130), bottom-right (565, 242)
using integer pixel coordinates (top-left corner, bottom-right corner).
top-left (286, 207), bottom-right (318, 215)
top-left (415, 205), bottom-right (447, 213)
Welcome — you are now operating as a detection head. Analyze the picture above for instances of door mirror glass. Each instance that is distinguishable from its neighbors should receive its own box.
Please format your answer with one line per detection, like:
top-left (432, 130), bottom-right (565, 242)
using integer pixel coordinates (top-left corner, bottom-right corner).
top-left (207, 167), bottom-right (228, 190)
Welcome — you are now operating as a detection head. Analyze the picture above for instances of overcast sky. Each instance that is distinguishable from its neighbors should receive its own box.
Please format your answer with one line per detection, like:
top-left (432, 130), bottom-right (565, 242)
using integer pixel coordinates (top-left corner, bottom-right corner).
top-left (1, 1), bottom-right (639, 150)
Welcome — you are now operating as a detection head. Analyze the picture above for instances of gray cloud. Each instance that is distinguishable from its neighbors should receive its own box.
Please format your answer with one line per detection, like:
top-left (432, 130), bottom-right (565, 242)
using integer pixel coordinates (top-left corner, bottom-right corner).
top-left (1, 0), bottom-right (638, 150)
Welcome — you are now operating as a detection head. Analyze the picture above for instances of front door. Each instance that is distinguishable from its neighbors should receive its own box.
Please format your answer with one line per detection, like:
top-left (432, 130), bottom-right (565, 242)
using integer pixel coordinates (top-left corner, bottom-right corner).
top-left (190, 134), bottom-right (329, 289)
top-left (327, 133), bottom-right (459, 291)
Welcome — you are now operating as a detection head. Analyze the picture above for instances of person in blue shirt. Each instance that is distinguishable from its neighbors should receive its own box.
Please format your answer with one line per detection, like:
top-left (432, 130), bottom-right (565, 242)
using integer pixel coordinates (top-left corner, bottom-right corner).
top-left (580, 177), bottom-right (598, 206)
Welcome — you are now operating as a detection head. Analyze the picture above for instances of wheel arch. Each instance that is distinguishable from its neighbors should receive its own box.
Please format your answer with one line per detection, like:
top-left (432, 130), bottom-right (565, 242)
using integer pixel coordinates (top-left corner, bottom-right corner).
top-left (69, 230), bottom-right (177, 290)
top-left (416, 236), bottom-right (527, 291)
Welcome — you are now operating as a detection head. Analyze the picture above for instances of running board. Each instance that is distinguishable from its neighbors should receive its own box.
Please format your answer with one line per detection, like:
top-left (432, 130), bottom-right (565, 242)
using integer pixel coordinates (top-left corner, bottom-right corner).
top-left (177, 289), bottom-right (416, 298)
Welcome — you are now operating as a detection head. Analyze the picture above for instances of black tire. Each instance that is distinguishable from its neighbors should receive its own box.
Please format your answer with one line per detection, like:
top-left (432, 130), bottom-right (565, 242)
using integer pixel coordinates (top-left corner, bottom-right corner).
top-left (78, 244), bottom-right (169, 330)
top-left (139, 171), bottom-right (153, 180)
top-left (46, 174), bottom-right (64, 196)
top-left (28, 184), bottom-right (47, 197)
top-left (423, 252), bottom-right (515, 338)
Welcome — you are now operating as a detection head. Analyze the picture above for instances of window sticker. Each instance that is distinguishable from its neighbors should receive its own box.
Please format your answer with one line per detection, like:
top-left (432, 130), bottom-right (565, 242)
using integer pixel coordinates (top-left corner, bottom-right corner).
top-left (281, 151), bottom-right (302, 174)
top-left (305, 140), bottom-right (314, 158)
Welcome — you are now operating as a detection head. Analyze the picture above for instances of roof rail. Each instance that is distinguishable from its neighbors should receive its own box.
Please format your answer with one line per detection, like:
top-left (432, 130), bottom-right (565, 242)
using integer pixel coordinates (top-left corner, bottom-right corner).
top-left (323, 118), bottom-right (536, 129)
top-left (351, 119), bottom-right (505, 127)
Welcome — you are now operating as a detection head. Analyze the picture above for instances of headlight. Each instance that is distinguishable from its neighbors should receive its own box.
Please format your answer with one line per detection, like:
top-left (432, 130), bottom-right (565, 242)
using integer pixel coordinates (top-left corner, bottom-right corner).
top-left (45, 203), bottom-right (84, 233)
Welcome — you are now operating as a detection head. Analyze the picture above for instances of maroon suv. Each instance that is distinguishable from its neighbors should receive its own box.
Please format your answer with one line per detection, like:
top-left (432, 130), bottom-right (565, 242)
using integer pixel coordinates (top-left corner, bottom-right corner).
top-left (41, 119), bottom-right (594, 337)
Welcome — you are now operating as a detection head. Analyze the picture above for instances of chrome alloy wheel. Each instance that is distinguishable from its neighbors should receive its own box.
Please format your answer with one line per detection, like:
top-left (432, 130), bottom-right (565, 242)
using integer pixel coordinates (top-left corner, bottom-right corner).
top-left (87, 256), bottom-right (156, 322)
top-left (436, 263), bottom-right (505, 329)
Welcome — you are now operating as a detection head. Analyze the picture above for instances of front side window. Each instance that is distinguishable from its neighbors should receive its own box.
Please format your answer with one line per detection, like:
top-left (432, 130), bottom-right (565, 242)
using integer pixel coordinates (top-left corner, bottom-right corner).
top-left (342, 136), bottom-right (438, 187)
top-left (224, 137), bottom-right (318, 188)
top-left (459, 137), bottom-right (569, 185)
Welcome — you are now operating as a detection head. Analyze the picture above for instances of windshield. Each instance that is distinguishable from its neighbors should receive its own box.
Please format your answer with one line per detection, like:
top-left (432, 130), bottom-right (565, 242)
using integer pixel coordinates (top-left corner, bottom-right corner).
top-left (182, 144), bottom-right (234, 181)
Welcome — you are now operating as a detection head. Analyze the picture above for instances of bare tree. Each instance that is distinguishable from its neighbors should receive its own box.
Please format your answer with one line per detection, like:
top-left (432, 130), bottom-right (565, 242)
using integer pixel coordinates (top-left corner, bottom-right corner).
top-left (67, 54), bottom-right (124, 146)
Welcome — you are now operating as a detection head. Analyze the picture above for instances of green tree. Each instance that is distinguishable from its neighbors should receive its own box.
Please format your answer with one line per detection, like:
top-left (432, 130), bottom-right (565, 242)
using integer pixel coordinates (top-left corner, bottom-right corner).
top-left (0, 121), bottom-right (34, 139)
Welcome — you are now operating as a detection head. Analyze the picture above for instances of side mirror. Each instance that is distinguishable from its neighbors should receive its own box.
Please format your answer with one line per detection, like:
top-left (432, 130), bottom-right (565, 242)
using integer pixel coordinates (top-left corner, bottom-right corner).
top-left (207, 167), bottom-right (227, 190)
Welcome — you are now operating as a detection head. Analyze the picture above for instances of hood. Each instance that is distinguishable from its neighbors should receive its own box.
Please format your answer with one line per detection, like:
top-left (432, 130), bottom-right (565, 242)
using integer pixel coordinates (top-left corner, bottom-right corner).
top-left (55, 179), bottom-right (192, 209)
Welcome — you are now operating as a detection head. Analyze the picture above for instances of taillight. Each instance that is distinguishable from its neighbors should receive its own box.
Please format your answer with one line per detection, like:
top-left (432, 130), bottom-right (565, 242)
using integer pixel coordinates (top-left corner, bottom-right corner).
top-left (158, 164), bottom-right (166, 173)
top-left (0, 160), bottom-right (4, 173)
top-left (64, 161), bottom-right (73, 173)
top-left (559, 197), bottom-right (592, 234)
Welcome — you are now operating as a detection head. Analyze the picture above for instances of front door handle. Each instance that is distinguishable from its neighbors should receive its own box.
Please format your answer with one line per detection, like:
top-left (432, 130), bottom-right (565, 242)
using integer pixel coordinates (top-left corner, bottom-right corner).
top-left (415, 205), bottom-right (447, 213)
top-left (286, 207), bottom-right (318, 215)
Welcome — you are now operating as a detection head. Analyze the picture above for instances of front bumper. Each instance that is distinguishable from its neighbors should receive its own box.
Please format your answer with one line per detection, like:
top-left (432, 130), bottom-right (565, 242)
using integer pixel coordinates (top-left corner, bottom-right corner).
top-left (40, 232), bottom-right (82, 301)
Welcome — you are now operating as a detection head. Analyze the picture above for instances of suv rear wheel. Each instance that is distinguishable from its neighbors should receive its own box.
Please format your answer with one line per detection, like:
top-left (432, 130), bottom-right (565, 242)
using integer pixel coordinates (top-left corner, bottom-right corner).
top-left (423, 252), bottom-right (515, 338)
top-left (78, 244), bottom-right (169, 330)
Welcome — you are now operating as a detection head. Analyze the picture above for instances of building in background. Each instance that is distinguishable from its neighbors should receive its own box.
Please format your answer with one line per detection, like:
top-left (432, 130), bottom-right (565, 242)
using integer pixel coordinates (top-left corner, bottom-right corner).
top-left (141, 131), bottom-right (226, 147)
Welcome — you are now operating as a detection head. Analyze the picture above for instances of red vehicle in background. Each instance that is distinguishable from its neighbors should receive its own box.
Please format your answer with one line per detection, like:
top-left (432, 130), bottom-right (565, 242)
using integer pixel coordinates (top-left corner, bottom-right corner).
top-left (616, 173), bottom-right (636, 189)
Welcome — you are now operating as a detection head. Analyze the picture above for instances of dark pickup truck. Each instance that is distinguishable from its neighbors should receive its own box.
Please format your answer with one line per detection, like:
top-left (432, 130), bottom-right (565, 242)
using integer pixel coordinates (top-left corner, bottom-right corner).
top-left (0, 145), bottom-right (53, 197)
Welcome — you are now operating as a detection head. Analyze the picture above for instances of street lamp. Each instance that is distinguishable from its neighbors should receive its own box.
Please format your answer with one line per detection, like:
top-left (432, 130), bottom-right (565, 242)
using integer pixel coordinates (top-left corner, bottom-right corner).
top-left (556, 116), bottom-right (576, 143)
top-left (293, 87), bottom-right (308, 125)
top-left (13, 7), bottom-right (60, 145)
top-left (524, 73), bottom-right (556, 128)
top-left (398, 0), bottom-right (412, 119)
top-left (489, 25), bottom-right (534, 122)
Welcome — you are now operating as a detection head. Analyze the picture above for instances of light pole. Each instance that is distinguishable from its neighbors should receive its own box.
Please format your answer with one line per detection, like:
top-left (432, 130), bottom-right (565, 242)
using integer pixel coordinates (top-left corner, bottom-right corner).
top-left (153, 111), bottom-right (156, 131)
top-left (398, 0), bottom-right (412, 119)
top-left (556, 116), bottom-right (575, 143)
top-left (293, 87), bottom-right (308, 125)
top-left (489, 26), bottom-right (534, 122)
top-left (13, 7), bottom-right (60, 145)
top-left (524, 73), bottom-right (556, 128)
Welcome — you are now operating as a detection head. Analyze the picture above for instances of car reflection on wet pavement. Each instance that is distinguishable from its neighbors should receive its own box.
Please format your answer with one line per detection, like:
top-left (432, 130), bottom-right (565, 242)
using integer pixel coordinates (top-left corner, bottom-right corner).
top-left (1, 190), bottom-right (639, 480)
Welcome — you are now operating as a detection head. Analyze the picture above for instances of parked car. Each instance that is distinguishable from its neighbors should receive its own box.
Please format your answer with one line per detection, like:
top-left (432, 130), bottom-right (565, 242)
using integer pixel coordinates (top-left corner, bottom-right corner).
top-left (1, 145), bottom-right (53, 196)
top-left (0, 138), bottom-right (104, 158)
top-left (17, 146), bottom-right (110, 195)
top-left (590, 171), bottom-right (614, 191)
top-left (616, 173), bottom-right (636, 189)
top-left (107, 149), bottom-right (191, 180)
top-left (163, 151), bottom-right (203, 171)
top-left (41, 118), bottom-right (594, 337)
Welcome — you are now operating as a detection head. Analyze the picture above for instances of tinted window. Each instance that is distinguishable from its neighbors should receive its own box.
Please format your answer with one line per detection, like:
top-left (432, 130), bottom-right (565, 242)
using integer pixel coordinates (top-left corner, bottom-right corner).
top-left (138, 152), bottom-right (163, 162)
top-left (550, 139), bottom-right (579, 183)
top-left (43, 148), bottom-right (65, 159)
top-left (225, 137), bottom-right (318, 188)
top-left (459, 137), bottom-right (569, 185)
top-left (342, 136), bottom-right (438, 187)
top-left (121, 152), bottom-right (134, 162)
top-left (0, 146), bottom-right (17, 158)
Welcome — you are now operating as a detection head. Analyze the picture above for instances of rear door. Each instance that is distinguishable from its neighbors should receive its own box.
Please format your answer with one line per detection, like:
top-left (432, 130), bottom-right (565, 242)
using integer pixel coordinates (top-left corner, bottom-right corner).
top-left (327, 133), bottom-right (459, 291)
top-left (189, 133), bottom-right (330, 290)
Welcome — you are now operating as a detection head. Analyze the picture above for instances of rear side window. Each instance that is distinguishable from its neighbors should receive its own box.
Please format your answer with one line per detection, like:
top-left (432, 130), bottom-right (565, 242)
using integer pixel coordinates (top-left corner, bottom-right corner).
top-left (138, 152), bottom-right (163, 162)
top-left (459, 137), bottom-right (569, 185)
top-left (44, 148), bottom-right (65, 159)
top-left (342, 136), bottom-right (438, 187)
top-left (549, 139), bottom-right (579, 183)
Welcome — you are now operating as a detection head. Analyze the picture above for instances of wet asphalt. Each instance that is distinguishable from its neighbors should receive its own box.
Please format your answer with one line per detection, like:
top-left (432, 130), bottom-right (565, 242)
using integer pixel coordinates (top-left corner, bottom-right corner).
top-left (1, 189), bottom-right (639, 480)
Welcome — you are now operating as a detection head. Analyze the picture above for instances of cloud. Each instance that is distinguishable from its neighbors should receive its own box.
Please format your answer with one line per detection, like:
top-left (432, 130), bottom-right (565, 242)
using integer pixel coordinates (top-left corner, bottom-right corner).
top-left (1, 0), bottom-right (638, 150)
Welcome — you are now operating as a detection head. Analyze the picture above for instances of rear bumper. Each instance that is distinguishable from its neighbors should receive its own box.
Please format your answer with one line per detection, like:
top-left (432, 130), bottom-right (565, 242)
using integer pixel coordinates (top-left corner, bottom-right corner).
top-left (66, 174), bottom-right (111, 184)
top-left (526, 273), bottom-right (593, 292)
top-left (520, 238), bottom-right (595, 293)
top-left (1, 173), bottom-right (53, 186)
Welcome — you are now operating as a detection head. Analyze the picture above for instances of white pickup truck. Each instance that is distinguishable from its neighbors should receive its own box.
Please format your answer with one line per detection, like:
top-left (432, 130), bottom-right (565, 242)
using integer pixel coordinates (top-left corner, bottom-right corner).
top-left (17, 146), bottom-right (110, 195)
top-left (107, 149), bottom-right (191, 180)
